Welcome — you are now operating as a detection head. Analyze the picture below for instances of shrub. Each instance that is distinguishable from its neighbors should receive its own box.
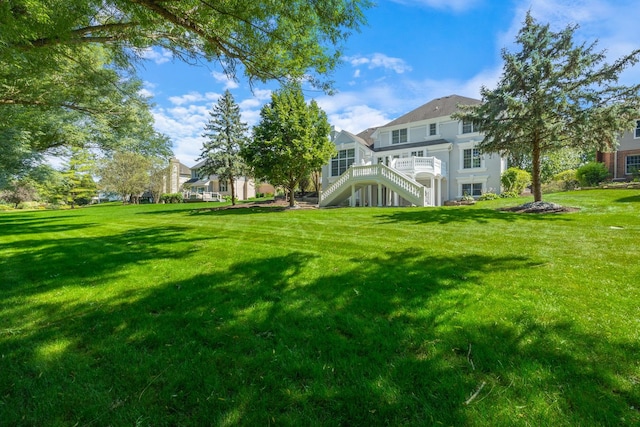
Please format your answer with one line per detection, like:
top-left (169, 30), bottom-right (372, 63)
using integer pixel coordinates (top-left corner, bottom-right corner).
top-left (576, 162), bottom-right (609, 187)
top-left (500, 190), bottom-right (520, 198)
top-left (553, 169), bottom-right (579, 191)
top-left (160, 193), bottom-right (183, 203)
top-left (501, 167), bottom-right (531, 195)
top-left (478, 191), bottom-right (499, 201)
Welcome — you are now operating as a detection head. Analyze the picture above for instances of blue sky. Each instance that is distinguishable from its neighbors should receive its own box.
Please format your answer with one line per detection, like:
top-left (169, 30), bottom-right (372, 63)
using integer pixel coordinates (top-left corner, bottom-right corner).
top-left (136, 0), bottom-right (640, 166)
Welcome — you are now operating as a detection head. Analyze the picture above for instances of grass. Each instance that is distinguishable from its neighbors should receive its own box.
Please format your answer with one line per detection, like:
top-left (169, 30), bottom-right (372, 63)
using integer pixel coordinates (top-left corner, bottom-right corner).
top-left (1, 190), bottom-right (639, 426)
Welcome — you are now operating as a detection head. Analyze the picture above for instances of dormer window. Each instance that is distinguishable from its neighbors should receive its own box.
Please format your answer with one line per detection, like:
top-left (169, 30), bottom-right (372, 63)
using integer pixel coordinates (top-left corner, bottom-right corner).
top-left (392, 128), bottom-right (407, 144)
top-left (462, 120), bottom-right (479, 134)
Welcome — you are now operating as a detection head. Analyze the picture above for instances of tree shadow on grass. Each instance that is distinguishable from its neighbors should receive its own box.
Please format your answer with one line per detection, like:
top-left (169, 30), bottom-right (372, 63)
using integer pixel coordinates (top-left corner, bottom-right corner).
top-left (2, 248), bottom-right (637, 425)
top-left (614, 194), bottom-right (640, 203)
top-left (0, 214), bottom-right (96, 237)
top-left (375, 206), bottom-right (574, 225)
top-left (0, 225), bottom-right (215, 300)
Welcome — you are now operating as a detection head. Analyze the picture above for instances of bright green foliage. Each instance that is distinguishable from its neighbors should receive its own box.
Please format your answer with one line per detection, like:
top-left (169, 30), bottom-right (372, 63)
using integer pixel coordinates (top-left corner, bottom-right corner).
top-left (0, 0), bottom-right (368, 179)
top-left (199, 91), bottom-right (249, 206)
top-left (576, 162), bottom-right (610, 187)
top-left (99, 151), bottom-right (151, 204)
top-left (454, 12), bottom-right (640, 202)
top-left (243, 85), bottom-right (334, 207)
top-left (501, 167), bottom-right (532, 195)
top-left (0, 0), bottom-right (370, 95)
top-left (552, 169), bottom-right (580, 191)
top-left (160, 193), bottom-right (183, 204)
top-left (24, 165), bottom-right (66, 206)
top-left (60, 148), bottom-right (97, 208)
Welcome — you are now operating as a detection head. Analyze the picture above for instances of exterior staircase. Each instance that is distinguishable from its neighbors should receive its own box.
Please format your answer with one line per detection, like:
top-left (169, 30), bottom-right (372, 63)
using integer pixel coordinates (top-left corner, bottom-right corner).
top-left (320, 163), bottom-right (434, 207)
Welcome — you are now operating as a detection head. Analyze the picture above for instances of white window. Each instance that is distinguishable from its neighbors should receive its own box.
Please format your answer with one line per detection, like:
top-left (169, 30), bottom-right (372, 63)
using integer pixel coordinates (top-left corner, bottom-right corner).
top-left (219, 180), bottom-right (228, 192)
top-left (392, 128), bottom-right (408, 144)
top-left (462, 183), bottom-right (483, 197)
top-left (463, 148), bottom-right (481, 169)
top-left (626, 155), bottom-right (640, 174)
top-left (411, 150), bottom-right (424, 157)
top-left (462, 120), bottom-right (479, 134)
top-left (635, 120), bottom-right (640, 138)
top-left (429, 123), bottom-right (437, 136)
top-left (331, 148), bottom-right (355, 176)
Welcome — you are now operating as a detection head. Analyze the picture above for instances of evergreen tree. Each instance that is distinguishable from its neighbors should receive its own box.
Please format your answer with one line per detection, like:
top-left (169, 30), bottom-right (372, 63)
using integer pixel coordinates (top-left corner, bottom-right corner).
top-left (61, 147), bottom-right (96, 208)
top-left (454, 12), bottom-right (640, 202)
top-left (243, 84), bottom-right (334, 207)
top-left (199, 91), bottom-right (249, 205)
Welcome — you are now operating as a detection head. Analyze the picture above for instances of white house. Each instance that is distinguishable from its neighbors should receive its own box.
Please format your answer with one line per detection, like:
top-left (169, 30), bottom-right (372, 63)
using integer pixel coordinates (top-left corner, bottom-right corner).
top-left (320, 94), bottom-right (507, 207)
top-left (183, 160), bottom-right (256, 201)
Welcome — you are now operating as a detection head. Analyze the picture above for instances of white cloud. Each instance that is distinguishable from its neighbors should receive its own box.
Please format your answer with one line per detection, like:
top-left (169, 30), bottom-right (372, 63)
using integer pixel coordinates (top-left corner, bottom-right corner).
top-left (168, 91), bottom-right (221, 106)
top-left (138, 47), bottom-right (173, 64)
top-left (344, 53), bottom-right (413, 74)
top-left (211, 71), bottom-right (240, 90)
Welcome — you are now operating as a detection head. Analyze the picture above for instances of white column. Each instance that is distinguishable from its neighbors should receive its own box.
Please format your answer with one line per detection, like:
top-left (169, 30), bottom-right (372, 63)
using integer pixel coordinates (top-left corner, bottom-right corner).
top-left (430, 177), bottom-right (435, 206)
top-left (437, 178), bottom-right (442, 206)
top-left (351, 185), bottom-right (356, 207)
top-left (367, 186), bottom-right (372, 207)
top-left (394, 192), bottom-right (399, 206)
top-left (377, 185), bottom-right (382, 207)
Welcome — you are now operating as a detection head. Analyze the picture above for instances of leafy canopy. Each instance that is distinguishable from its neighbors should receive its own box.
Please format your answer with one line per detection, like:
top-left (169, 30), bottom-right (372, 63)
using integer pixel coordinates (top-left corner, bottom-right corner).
top-left (454, 12), bottom-right (640, 201)
top-left (0, 0), bottom-right (369, 180)
top-left (199, 90), bottom-right (249, 205)
top-left (99, 151), bottom-right (152, 204)
top-left (243, 84), bottom-right (334, 207)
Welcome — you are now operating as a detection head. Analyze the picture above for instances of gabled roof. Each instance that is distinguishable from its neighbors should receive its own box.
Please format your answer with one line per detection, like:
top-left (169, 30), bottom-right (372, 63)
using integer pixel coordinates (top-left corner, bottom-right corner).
top-left (382, 94), bottom-right (481, 128)
top-left (356, 128), bottom-right (377, 147)
top-left (341, 130), bottom-right (371, 147)
top-left (191, 160), bottom-right (206, 170)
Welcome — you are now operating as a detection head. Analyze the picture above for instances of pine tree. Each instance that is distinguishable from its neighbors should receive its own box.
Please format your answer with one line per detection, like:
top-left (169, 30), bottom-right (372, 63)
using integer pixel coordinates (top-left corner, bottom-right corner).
top-left (199, 90), bottom-right (249, 205)
top-left (61, 147), bottom-right (96, 208)
top-left (454, 12), bottom-right (640, 202)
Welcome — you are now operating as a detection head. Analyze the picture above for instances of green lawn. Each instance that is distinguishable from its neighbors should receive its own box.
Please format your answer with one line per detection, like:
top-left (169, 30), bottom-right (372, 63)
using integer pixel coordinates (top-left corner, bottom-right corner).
top-left (1, 190), bottom-right (639, 426)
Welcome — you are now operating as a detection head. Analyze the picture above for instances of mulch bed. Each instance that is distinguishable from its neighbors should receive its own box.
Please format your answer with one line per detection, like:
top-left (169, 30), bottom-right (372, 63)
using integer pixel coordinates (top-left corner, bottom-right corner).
top-left (499, 201), bottom-right (580, 214)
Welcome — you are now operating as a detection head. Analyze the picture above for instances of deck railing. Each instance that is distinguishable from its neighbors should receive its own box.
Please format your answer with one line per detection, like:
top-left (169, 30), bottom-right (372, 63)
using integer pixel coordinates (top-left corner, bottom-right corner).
top-left (392, 156), bottom-right (445, 176)
top-left (320, 163), bottom-right (430, 207)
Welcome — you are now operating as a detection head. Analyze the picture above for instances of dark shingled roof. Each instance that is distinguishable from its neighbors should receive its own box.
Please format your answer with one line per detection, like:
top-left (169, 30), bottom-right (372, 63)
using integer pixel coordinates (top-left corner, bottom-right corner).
top-left (356, 127), bottom-right (377, 147)
top-left (382, 94), bottom-right (481, 127)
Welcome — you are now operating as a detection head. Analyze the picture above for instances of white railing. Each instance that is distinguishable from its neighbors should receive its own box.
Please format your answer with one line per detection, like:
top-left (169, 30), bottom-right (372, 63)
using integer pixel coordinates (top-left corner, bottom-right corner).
top-left (392, 156), bottom-right (445, 176)
top-left (184, 191), bottom-right (224, 202)
top-left (320, 163), bottom-right (429, 207)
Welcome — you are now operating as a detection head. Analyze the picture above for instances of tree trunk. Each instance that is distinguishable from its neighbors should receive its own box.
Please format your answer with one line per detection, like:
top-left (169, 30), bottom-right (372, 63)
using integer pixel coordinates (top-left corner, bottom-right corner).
top-left (288, 185), bottom-right (296, 207)
top-left (230, 177), bottom-right (236, 205)
top-left (532, 137), bottom-right (543, 202)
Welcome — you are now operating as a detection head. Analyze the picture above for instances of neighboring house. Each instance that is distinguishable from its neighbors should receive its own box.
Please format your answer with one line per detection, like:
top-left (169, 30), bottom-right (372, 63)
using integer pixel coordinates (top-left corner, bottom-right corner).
top-left (320, 94), bottom-right (507, 207)
top-left (597, 120), bottom-right (640, 181)
top-left (183, 160), bottom-right (256, 201)
top-left (166, 157), bottom-right (192, 193)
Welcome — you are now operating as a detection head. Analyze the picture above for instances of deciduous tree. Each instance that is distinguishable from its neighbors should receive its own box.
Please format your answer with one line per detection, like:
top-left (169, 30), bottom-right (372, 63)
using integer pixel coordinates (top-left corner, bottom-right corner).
top-left (99, 151), bottom-right (151, 204)
top-left (199, 91), bottom-right (249, 205)
top-left (243, 85), bottom-right (334, 207)
top-left (454, 12), bottom-right (640, 202)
